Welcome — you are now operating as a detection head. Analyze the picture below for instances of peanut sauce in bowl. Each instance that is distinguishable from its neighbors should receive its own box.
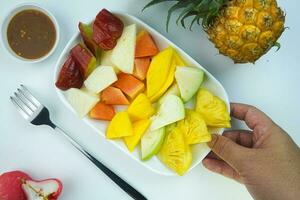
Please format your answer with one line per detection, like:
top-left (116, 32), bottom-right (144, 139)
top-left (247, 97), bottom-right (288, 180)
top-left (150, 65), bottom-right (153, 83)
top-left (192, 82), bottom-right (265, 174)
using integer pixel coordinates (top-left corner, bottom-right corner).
top-left (2, 4), bottom-right (59, 62)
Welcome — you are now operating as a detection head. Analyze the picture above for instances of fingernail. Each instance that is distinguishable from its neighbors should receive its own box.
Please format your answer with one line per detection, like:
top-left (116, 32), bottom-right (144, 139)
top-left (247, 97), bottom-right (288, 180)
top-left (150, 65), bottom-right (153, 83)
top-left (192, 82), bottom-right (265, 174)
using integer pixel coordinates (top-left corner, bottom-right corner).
top-left (207, 134), bottom-right (218, 148)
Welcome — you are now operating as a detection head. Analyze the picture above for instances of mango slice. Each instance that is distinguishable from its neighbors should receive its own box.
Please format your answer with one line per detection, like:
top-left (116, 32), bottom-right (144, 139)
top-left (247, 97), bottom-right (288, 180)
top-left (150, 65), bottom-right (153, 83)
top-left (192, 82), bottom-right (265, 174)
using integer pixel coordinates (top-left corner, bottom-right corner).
top-left (146, 47), bottom-right (174, 99)
top-left (195, 89), bottom-right (231, 128)
top-left (106, 111), bottom-right (133, 139)
top-left (174, 51), bottom-right (187, 66)
top-left (149, 58), bottom-right (177, 102)
top-left (124, 119), bottom-right (151, 152)
top-left (158, 127), bottom-right (192, 176)
top-left (178, 109), bottom-right (211, 144)
top-left (127, 93), bottom-right (155, 121)
top-left (147, 47), bottom-right (187, 102)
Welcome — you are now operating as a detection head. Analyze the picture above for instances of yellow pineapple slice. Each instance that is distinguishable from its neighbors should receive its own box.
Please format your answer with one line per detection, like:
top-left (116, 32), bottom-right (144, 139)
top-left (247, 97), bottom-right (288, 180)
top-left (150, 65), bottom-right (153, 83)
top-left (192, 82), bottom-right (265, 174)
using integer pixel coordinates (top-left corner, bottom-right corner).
top-left (158, 127), bottom-right (192, 175)
top-left (178, 109), bottom-right (211, 144)
top-left (195, 89), bottom-right (231, 128)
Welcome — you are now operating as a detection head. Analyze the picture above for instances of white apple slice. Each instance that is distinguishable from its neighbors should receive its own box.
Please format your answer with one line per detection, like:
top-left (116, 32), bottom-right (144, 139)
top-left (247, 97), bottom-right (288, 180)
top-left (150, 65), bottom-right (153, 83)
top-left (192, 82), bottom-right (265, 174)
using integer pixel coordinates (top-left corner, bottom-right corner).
top-left (65, 88), bottom-right (99, 117)
top-left (150, 95), bottom-right (185, 131)
top-left (101, 50), bottom-right (114, 66)
top-left (141, 127), bottom-right (165, 160)
top-left (175, 66), bottom-right (204, 102)
top-left (158, 84), bottom-right (180, 105)
top-left (80, 86), bottom-right (99, 97)
top-left (111, 24), bottom-right (136, 74)
top-left (22, 179), bottom-right (62, 200)
top-left (100, 50), bottom-right (120, 73)
top-left (84, 66), bottom-right (117, 93)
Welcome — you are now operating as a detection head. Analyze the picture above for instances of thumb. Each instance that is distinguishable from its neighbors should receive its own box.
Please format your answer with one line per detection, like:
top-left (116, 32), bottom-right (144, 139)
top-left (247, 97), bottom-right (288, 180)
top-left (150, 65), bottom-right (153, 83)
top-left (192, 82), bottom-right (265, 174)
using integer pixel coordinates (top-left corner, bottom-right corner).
top-left (208, 134), bottom-right (250, 171)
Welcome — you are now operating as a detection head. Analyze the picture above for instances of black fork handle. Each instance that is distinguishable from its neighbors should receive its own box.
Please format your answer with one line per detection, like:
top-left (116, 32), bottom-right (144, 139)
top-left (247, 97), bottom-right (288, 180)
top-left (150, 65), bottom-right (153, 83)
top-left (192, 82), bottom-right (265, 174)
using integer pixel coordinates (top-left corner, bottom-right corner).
top-left (53, 126), bottom-right (147, 200)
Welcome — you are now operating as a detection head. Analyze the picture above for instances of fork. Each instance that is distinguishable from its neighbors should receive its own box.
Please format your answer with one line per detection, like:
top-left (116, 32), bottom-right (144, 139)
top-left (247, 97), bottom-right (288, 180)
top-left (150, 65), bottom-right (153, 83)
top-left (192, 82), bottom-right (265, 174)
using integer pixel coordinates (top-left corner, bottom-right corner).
top-left (10, 85), bottom-right (147, 200)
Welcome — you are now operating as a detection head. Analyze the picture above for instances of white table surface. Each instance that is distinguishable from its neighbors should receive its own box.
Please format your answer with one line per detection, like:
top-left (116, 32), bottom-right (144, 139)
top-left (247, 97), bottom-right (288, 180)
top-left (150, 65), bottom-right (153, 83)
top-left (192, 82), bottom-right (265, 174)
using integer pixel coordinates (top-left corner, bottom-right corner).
top-left (0, 0), bottom-right (299, 199)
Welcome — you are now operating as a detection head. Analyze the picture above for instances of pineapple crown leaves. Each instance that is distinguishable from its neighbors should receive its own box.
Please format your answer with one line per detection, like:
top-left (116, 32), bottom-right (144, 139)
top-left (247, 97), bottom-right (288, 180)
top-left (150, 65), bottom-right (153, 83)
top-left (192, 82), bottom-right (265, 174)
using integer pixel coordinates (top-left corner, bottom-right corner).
top-left (143, 0), bottom-right (228, 32)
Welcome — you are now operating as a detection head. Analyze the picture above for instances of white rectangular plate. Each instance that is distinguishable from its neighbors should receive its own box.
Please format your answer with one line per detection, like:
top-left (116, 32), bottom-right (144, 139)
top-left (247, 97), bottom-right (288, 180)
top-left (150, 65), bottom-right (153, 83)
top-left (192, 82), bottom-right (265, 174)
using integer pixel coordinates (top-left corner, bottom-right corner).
top-left (54, 12), bottom-right (230, 176)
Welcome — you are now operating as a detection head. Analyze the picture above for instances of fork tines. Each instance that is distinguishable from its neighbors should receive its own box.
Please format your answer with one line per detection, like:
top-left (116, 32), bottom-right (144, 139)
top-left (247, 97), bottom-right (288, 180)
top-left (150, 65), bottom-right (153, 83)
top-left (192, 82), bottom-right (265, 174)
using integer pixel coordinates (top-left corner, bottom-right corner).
top-left (10, 85), bottom-right (42, 121)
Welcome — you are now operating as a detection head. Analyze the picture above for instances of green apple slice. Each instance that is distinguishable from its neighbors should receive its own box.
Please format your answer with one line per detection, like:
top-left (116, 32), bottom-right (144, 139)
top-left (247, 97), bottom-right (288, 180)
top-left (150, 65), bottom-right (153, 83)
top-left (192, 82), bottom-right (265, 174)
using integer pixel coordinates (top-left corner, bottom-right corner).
top-left (70, 44), bottom-right (96, 77)
top-left (175, 66), bottom-right (204, 102)
top-left (65, 88), bottom-right (99, 117)
top-left (101, 50), bottom-right (114, 66)
top-left (111, 24), bottom-right (136, 74)
top-left (78, 22), bottom-right (101, 60)
top-left (141, 127), bottom-right (165, 160)
top-left (84, 66), bottom-right (117, 94)
top-left (158, 84), bottom-right (180, 105)
top-left (150, 94), bottom-right (185, 131)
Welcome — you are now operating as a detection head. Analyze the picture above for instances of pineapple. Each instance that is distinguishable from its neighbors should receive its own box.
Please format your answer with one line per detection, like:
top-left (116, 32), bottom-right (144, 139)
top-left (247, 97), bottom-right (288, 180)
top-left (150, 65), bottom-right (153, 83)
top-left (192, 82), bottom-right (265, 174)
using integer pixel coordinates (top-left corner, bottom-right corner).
top-left (143, 0), bottom-right (285, 63)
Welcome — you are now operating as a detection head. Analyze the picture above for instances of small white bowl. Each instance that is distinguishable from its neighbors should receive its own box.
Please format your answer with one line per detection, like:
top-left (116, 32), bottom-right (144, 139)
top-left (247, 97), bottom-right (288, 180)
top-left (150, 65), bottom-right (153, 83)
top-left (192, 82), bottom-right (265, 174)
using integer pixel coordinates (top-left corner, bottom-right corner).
top-left (1, 3), bottom-right (60, 63)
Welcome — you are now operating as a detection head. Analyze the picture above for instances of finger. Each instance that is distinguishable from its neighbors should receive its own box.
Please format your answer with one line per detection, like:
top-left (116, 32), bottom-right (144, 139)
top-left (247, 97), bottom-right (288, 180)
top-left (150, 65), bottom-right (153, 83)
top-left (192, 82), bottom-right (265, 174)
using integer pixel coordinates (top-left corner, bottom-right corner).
top-left (223, 130), bottom-right (253, 148)
top-left (206, 151), bottom-right (222, 160)
top-left (230, 103), bottom-right (273, 130)
top-left (207, 134), bottom-right (250, 171)
top-left (206, 131), bottom-right (253, 161)
top-left (202, 158), bottom-right (242, 183)
top-left (206, 130), bottom-right (253, 161)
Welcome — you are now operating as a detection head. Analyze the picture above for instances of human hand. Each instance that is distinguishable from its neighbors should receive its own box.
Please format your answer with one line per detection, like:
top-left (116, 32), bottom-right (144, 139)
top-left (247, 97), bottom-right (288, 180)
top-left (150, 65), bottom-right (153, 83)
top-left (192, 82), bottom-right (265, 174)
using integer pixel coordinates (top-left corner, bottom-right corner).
top-left (202, 103), bottom-right (300, 200)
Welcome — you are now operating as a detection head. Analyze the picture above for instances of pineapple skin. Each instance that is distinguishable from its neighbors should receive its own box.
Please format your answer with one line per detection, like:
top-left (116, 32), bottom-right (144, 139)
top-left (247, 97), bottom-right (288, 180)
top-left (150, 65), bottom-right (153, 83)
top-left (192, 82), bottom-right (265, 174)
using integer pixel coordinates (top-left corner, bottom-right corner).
top-left (207, 0), bottom-right (285, 63)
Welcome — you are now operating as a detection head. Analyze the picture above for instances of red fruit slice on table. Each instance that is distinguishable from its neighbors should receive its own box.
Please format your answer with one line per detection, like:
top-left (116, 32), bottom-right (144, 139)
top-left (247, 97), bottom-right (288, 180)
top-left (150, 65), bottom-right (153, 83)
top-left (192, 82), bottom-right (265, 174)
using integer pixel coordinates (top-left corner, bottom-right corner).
top-left (90, 102), bottom-right (116, 121)
top-left (55, 55), bottom-right (84, 90)
top-left (133, 57), bottom-right (150, 80)
top-left (0, 171), bottom-right (30, 200)
top-left (22, 179), bottom-right (63, 200)
top-left (114, 73), bottom-right (145, 99)
top-left (0, 170), bottom-right (63, 200)
top-left (93, 9), bottom-right (124, 50)
top-left (101, 86), bottom-right (130, 105)
top-left (135, 31), bottom-right (159, 58)
top-left (78, 22), bottom-right (101, 58)
top-left (71, 44), bottom-right (96, 77)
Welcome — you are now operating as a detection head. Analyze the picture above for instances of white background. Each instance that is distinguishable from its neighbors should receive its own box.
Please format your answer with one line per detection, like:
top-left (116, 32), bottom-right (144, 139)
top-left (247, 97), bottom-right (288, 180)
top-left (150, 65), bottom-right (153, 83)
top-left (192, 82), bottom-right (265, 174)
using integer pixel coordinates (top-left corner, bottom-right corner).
top-left (0, 0), bottom-right (299, 199)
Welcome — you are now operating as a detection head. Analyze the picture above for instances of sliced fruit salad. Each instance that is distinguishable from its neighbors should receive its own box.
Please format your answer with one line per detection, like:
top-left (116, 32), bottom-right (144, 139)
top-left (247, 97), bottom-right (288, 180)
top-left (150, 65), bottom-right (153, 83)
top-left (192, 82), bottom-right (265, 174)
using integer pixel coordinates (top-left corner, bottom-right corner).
top-left (55, 9), bottom-right (231, 175)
